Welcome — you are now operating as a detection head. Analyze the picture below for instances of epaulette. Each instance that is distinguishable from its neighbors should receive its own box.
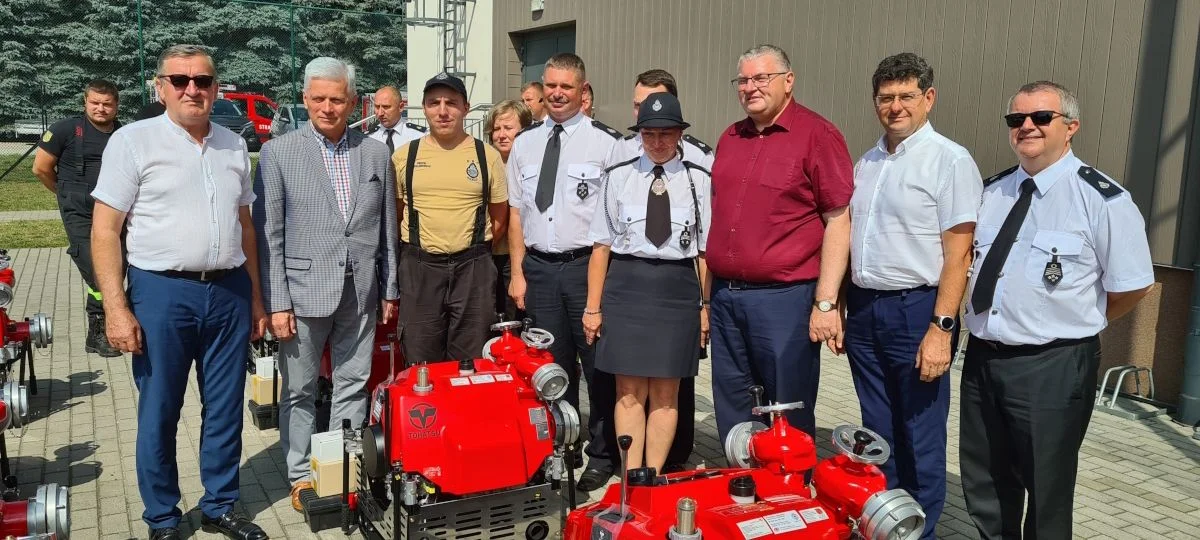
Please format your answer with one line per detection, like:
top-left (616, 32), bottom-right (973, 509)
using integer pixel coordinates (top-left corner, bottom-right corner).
top-left (590, 120), bottom-right (623, 140)
top-left (1077, 166), bottom-right (1124, 199)
top-left (682, 160), bottom-right (711, 176)
top-left (603, 156), bottom-right (639, 174)
top-left (406, 122), bottom-right (427, 132)
top-left (983, 165), bottom-right (1019, 187)
top-left (515, 120), bottom-right (544, 139)
top-left (622, 132), bottom-right (638, 140)
top-left (683, 134), bottom-right (713, 155)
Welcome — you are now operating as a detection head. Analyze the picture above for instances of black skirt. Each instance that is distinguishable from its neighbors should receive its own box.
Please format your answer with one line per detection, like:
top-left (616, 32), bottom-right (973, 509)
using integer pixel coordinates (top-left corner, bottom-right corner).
top-left (595, 255), bottom-right (702, 378)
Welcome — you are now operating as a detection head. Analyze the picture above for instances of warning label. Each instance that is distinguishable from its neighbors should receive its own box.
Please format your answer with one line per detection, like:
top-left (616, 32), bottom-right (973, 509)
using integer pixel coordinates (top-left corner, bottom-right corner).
top-left (736, 518), bottom-right (772, 539)
top-left (799, 507), bottom-right (829, 524)
top-left (469, 374), bottom-right (496, 384)
top-left (763, 510), bottom-right (807, 533)
top-left (449, 377), bottom-right (470, 386)
top-left (495, 373), bottom-right (514, 382)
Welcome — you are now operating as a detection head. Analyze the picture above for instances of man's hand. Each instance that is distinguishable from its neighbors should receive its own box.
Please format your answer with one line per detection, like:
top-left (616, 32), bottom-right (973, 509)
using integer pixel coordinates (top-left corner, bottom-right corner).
top-left (700, 306), bottom-right (711, 348)
top-left (916, 326), bottom-right (952, 382)
top-left (270, 310), bottom-right (297, 341)
top-left (809, 308), bottom-right (840, 344)
top-left (106, 308), bottom-right (144, 354)
top-left (509, 274), bottom-right (527, 311)
top-left (251, 301), bottom-right (268, 342)
top-left (381, 299), bottom-right (398, 325)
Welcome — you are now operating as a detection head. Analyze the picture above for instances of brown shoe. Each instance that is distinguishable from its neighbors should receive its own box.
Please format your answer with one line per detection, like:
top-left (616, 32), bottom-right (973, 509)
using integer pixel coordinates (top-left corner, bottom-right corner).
top-left (290, 481), bottom-right (312, 512)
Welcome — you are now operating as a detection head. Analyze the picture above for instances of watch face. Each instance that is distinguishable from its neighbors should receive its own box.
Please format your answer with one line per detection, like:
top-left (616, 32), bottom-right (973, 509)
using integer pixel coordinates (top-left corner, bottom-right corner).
top-left (936, 316), bottom-right (954, 330)
top-left (817, 301), bottom-right (833, 312)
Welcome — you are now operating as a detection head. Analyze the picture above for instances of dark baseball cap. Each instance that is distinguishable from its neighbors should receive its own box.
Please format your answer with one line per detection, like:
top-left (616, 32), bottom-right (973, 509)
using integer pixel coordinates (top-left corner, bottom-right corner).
top-left (630, 92), bottom-right (690, 131)
top-left (423, 72), bottom-right (468, 100)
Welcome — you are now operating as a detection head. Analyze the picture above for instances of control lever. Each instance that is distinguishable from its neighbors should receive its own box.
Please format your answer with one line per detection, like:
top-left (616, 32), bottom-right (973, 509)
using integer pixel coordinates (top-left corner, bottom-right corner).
top-left (749, 385), bottom-right (766, 423)
top-left (618, 434), bottom-right (633, 519)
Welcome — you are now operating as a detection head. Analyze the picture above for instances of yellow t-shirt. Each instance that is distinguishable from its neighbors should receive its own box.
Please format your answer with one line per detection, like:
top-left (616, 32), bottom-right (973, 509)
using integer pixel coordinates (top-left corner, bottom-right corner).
top-left (393, 136), bottom-right (508, 254)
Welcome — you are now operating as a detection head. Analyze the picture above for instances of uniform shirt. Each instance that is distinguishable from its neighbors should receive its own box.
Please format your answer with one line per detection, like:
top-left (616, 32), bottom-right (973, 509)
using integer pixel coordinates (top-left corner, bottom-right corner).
top-left (506, 111), bottom-right (621, 252)
top-left (707, 100), bottom-right (854, 283)
top-left (608, 132), bottom-right (715, 170)
top-left (589, 154), bottom-right (712, 259)
top-left (393, 136), bottom-right (508, 254)
top-left (368, 121), bottom-right (425, 153)
top-left (92, 114), bottom-right (254, 272)
top-left (964, 150), bottom-right (1154, 345)
top-left (850, 122), bottom-right (983, 290)
top-left (38, 117), bottom-right (121, 187)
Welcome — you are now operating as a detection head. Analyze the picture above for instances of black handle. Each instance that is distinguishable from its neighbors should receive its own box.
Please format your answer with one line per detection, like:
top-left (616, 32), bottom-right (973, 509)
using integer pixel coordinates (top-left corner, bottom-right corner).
top-left (618, 435), bottom-right (633, 451)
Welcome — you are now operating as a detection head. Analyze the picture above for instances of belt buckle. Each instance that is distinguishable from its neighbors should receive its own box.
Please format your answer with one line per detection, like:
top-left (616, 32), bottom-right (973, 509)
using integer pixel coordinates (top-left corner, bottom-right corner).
top-left (199, 270), bottom-right (210, 282)
top-left (727, 280), bottom-right (745, 290)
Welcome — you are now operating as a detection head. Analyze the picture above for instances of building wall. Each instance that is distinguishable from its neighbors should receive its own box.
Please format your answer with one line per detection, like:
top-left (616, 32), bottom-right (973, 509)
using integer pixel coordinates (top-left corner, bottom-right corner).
top-left (494, 0), bottom-right (1200, 265)
top-left (406, 0), bottom-right (494, 115)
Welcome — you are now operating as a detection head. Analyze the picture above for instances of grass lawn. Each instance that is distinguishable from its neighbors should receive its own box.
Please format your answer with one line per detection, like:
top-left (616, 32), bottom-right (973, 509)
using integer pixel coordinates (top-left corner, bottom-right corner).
top-left (0, 220), bottom-right (67, 248)
top-left (0, 152), bottom-right (58, 212)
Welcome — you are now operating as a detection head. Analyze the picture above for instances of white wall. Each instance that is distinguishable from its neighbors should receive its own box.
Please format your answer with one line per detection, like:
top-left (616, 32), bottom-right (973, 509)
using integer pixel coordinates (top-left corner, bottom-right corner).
top-left (406, 0), bottom-right (494, 109)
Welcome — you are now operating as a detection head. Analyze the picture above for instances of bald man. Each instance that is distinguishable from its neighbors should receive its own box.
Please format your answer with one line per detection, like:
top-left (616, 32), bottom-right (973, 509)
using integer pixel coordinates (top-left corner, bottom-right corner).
top-left (368, 85), bottom-right (427, 155)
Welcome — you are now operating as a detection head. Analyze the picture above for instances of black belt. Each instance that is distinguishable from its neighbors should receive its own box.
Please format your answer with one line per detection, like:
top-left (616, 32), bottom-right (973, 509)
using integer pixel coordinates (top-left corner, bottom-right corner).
top-left (719, 277), bottom-right (813, 290)
top-left (969, 334), bottom-right (1097, 354)
top-left (56, 181), bottom-right (94, 194)
top-left (610, 253), bottom-right (694, 267)
top-left (404, 243), bottom-right (490, 264)
top-left (148, 266), bottom-right (240, 282)
top-left (528, 246), bottom-right (593, 263)
top-left (851, 284), bottom-right (936, 297)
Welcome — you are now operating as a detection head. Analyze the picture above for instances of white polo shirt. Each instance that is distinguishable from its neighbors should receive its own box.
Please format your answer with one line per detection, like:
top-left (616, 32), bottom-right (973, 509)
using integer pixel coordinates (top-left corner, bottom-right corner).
top-left (92, 114), bottom-right (254, 272)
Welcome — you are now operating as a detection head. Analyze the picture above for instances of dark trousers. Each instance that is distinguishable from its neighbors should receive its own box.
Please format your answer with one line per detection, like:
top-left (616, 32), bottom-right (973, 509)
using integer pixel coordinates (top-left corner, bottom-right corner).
top-left (844, 285), bottom-right (950, 540)
top-left (523, 252), bottom-right (617, 471)
top-left (666, 377), bottom-right (695, 467)
top-left (129, 266), bottom-right (250, 528)
top-left (492, 253), bottom-right (522, 322)
top-left (58, 183), bottom-right (105, 315)
top-left (398, 243), bottom-right (496, 364)
top-left (960, 335), bottom-right (1100, 540)
top-left (710, 279), bottom-right (820, 443)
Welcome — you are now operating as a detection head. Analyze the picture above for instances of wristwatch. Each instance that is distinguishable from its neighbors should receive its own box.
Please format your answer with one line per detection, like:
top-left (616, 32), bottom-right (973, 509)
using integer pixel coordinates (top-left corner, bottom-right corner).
top-left (931, 315), bottom-right (955, 332)
top-left (814, 300), bottom-right (837, 313)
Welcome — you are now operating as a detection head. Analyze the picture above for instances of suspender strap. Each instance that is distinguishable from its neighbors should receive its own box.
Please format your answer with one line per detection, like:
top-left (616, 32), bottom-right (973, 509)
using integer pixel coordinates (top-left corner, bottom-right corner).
top-left (405, 139), bottom-right (421, 249)
top-left (75, 118), bottom-right (85, 180)
top-left (472, 138), bottom-right (489, 246)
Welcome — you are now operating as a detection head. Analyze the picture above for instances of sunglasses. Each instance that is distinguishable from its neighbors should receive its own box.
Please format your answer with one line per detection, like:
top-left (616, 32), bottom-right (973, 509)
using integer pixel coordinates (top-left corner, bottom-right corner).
top-left (1003, 110), bottom-right (1067, 128)
top-left (158, 74), bottom-right (215, 90)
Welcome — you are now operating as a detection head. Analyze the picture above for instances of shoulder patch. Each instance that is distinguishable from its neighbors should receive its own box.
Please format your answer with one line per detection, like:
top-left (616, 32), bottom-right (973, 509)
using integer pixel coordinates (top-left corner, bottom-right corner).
top-left (515, 120), bottom-right (544, 139)
top-left (1077, 166), bottom-right (1124, 199)
top-left (682, 160), bottom-right (711, 176)
top-left (406, 122), bottom-right (427, 132)
top-left (590, 120), bottom-right (623, 140)
top-left (683, 134), bottom-right (713, 155)
top-left (604, 156), bottom-right (639, 174)
top-left (42, 130), bottom-right (52, 143)
top-left (622, 132), bottom-right (637, 140)
top-left (983, 165), bottom-right (1019, 187)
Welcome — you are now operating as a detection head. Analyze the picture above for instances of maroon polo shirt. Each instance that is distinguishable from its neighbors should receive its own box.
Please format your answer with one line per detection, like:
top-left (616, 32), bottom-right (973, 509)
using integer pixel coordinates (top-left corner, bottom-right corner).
top-left (708, 100), bottom-right (854, 283)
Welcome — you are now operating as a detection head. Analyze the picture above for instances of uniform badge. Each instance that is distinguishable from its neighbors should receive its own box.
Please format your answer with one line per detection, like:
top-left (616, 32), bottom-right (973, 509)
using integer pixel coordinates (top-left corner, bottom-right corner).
top-left (42, 131), bottom-right (52, 143)
top-left (576, 180), bottom-right (589, 199)
top-left (652, 99), bottom-right (663, 112)
top-left (466, 161), bottom-right (480, 180)
top-left (680, 228), bottom-right (692, 249)
top-left (1043, 255), bottom-right (1063, 285)
top-left (651, 176), bottom-right (667, 196)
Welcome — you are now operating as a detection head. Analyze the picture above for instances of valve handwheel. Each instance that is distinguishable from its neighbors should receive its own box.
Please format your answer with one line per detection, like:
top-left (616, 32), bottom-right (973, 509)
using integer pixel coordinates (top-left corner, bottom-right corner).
top-left (521, 327), bottom-right (555, 349)
top-left (750, 401), bottom-right (805, 416)
top-left (831, 425), bottom-right (891, 465)
top-left (490, 320), bottom-right (524, 333)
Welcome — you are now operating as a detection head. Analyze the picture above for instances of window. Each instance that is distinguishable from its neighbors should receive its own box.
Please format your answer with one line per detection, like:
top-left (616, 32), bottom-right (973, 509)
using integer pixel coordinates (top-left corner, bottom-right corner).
top-left (292, 107), bottom-right (309, 121)
top-left (211, 100), bottom-right (241, 116)
top-left (255, 100), bottom-right (275, 119)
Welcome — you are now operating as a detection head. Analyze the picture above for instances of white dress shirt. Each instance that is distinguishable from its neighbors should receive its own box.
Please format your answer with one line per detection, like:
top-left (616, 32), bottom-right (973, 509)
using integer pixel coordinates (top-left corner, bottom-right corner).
top-left (589, 154), bottom-right (711, 259)
top-left (368, 121), bottom-right (424, 152)
top-left (607, 133), bottom-right (715, 170)
top-left (964, 150), bottom-right (1155, 345)
top-left (92, 114), bottom-right (254, 271)
top-left (506, 111), bottom-right (620, 252)
top-left (850, 122), bottom-right (983, 290)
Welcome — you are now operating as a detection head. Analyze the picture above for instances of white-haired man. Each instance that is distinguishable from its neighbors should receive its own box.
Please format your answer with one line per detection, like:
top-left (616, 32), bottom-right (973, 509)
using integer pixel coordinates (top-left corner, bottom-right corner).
top-left (252, 57), bottom-right (399, 512)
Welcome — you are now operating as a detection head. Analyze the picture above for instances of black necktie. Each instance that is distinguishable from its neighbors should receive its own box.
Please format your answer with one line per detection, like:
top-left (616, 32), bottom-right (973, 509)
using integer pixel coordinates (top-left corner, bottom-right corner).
top-left (646, 165), bottom-right (671, 248)
top-left (385, 128), bottom-right (395, 155)
top-left (971, 178), bottom-right (1037, 315)
top-left (535, 124), bottom-right (564, 213)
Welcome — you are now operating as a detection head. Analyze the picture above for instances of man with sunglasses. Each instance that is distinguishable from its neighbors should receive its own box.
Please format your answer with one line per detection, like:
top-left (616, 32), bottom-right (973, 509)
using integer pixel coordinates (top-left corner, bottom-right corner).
top-left (91, 44), bottom-right (268, 540)
top-left (846, 53), bottom-right (982, 539)
top-left (707, 44), bottom-right (854, 449)
top-left (960, 81), bottom-right (1154, 539)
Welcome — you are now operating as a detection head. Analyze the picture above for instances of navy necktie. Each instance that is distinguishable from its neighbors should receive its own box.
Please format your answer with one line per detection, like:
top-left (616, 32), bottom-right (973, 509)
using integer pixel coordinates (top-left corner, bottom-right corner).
top-left (646, 165), bottom-right (671, 248)
top-left (535, 124), bottom-right (564, 212)
top-left (971, 178), bottom-right (1037, 314)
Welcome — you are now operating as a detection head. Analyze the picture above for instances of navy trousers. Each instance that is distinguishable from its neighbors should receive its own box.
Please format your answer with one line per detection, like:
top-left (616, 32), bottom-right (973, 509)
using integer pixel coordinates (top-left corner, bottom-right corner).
top-left (710, 279), bottom-right (820, 443)
top-left (844, 285), bottom-right (951, 540)
top-left (129, 267), bottom-right (250, 528)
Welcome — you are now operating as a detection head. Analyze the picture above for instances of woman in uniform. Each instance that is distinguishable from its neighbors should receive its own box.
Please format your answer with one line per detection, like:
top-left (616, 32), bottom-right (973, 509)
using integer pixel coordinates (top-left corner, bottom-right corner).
top-left (582, 92), bottom-right (711, 472)
top-left (484, 100), bottom-right (534, 322)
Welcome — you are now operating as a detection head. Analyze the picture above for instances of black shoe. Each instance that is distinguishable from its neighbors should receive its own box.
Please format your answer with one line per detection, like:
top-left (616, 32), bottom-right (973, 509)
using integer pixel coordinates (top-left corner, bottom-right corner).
top-left (85, 314), bottom-right (123, 357)
top-left (661, 463), bottom-right (688, 474)
top-left (149, 527), bottom-right (181, 540)
top-left (576, 467), bottom-right (614, 491)
top-left (200, 512), bottom-right (268, 540)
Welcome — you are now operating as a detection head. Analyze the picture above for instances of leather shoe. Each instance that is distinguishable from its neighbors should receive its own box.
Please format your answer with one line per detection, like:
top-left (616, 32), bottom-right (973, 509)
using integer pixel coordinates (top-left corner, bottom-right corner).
top-left (201, 512), bottom-right (268, 540)
top-left (576, 467), bottom-right (614, 491)
top-left (149, 527), bottom-right (181, 540)
top-left (290, 481), bottom-right (313, 512)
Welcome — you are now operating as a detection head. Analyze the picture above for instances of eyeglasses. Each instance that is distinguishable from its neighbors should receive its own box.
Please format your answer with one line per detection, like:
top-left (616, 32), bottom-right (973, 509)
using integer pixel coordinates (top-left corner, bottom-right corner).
top-left (1003, 110), bottom-right (1068, 128)
top-left (730, 72), bottom-right (788, 89)
top-left (158, 74), bottom-right (215, 90)
top-left (874, 92), bottom-right (923, 108)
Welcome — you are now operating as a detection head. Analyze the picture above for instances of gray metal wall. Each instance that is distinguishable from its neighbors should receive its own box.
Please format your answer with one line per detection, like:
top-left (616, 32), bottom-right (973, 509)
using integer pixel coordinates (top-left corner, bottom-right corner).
top-left (493, 0), bottom-right (1200, 266)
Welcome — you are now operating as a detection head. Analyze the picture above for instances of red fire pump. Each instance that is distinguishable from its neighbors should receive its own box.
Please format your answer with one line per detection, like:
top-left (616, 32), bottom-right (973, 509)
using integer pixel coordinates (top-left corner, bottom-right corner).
top-left (0, 483), bottom-right (70, 539)
top-left (0, 250), bottom-right (50, 432)
top-left (349, 320), bottom-right (580, 540)
top-left (565, 388), bottom-right (925, 540)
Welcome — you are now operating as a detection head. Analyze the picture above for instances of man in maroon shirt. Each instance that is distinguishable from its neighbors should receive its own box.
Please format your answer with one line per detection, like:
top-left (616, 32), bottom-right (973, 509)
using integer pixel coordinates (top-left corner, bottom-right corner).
top-left (706, 44), bottom-right (853, 443)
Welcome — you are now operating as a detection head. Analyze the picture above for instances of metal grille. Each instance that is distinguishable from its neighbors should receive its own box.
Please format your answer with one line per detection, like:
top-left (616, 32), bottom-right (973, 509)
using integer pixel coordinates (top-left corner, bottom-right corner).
top-left (360, 475), bottom-right (561, 540)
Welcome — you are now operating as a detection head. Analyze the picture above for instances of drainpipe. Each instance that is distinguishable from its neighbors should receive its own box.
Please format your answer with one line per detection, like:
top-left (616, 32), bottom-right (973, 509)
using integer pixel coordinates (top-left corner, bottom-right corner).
top-left (1176, 263), bottom-right (1200, 435)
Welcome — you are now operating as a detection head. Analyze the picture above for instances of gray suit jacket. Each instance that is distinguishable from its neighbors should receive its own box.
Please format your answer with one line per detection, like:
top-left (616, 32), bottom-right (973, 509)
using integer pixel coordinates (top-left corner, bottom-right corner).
top-left (253, 123), bottom-right (399, 318)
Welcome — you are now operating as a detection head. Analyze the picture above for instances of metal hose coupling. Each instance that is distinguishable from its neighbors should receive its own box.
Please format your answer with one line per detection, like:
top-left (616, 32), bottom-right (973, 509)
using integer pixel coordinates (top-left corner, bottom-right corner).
top-left (669, 497), bottom-right (701, 539)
